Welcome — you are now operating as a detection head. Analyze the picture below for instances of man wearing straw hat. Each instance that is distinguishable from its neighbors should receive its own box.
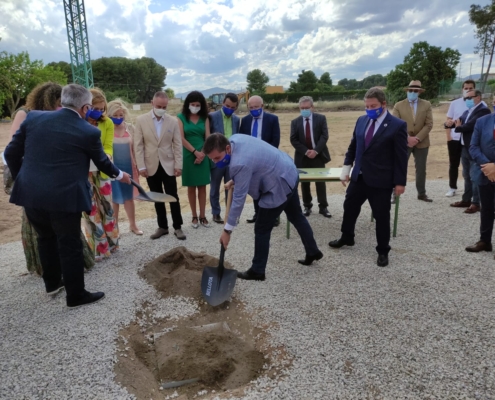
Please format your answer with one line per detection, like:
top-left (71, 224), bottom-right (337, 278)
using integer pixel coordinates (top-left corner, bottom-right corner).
top-left (392, 80), bottom-right (433, 202)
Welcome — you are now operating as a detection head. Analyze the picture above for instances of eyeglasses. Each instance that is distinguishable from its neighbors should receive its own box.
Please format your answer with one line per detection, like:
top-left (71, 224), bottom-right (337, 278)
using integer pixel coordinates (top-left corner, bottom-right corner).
top-left (464, 96), bottom-right (478, 101)
top-left (408, 89), bottom-right (420, 93)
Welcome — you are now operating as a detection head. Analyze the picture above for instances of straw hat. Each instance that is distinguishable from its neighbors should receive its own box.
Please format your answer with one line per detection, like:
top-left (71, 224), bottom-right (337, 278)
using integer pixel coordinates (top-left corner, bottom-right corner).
top-left (403, 80), bottom-right (425, 92)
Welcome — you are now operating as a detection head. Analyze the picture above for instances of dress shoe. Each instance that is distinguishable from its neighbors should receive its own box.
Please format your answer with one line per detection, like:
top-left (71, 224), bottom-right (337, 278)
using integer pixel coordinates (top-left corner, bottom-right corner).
top-left (273, 217), bottom-right (280, 227)
top-left (377, 254), bottom-right (389, 267)
top-left (67, 291), bottom-right (105, 308)
top-left (46, 280), bottom-right (64, 296)
top-left (465, 241), bottom-right (492, 252)
top-left (237, 269), bottom-right (265, 281)
top-left (328, 238), bottom-right (355, 248)
top-left (450, 201), bottom-right (471, 208)
top-left (417, 194), bottom-right (433, 202)
top-left (174, 229), bottom-right (186, 240)
top-left (212, 214), bottom-right (224, 224)
top-left (464, 204), bottom-right (480, 214)
top-left (298, 251), bottom-right (323, 265)
top-left (303, 207), bottom-right (312, 217)
top-left (319, 208), bottom-right (332, 218)
top-left (150, 228), bottom-right (169, 239)
top-left (246, 214), bottom-right (257, 223)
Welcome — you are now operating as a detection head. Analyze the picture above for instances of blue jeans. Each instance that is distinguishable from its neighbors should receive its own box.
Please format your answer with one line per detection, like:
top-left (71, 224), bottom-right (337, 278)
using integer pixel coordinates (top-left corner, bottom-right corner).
top-left (209, 166), bottom-right (230, 216)
top-left (461, 147), bottom-right (480, 205)
top-left (251, 181), bottom-right (320, 274)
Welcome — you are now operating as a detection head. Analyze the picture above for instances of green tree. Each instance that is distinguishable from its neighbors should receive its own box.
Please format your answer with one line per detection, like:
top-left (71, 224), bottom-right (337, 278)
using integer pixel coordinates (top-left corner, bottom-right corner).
top-left (288, 70), bottom-right (319, 92)
top-left (246, 69), bottom-right (269, 94)
top-left (165, 88), bottom-right (175, 99)
top-left (47, 61), bottom-right (73, 83)
top-left (317, 72), bottom-right (332, 91)
top-left (469, 1), bottom-right (495, 92)
top-left (386, 41), bottom-right (460, 101)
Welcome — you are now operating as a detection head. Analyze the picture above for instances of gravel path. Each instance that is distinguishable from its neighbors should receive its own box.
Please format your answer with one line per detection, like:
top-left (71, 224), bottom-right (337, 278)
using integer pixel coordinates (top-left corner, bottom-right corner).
top-left (1, 180), bottom-right (494, 399)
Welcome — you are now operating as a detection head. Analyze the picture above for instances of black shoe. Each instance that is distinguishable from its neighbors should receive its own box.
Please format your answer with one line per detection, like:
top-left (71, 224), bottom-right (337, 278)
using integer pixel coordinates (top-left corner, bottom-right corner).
top-left (377, 254), bottom-right (389, 267)
top-left (298, 251), bottom-right (323, 265)
top-left (328, 238), bottom-right (355, 248)
top-left (319, 208), bottom-right (332, 218)
top-left (246, 214), bottom-right (257, 223)
top-left (212, 214), bottom-right (224, 224)
top-left (67, 291), bottom-right (105, 308)
top-left (46, 280), bottom-right (65, 296)
top-left (237, 269), bottom-right (265, 281)
top-left (274, 217), bottom-right (280, 227)
top-left (303, 207), bottom-right (312, 217)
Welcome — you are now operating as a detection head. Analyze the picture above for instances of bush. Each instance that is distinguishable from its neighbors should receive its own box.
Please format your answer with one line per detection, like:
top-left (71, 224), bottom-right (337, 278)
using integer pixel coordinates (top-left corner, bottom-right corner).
top-left (262, 90), bottom-right (368, 103)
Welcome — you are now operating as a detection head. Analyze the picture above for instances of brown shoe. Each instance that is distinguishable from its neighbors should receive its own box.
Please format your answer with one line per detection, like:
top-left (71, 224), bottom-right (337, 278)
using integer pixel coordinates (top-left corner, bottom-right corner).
top-left (417, 194), bottom-right (433, 202)
top-left (174, 229), bottom-right (186, 240)
top-left (450, 201), bottom-right (471, 208)
top-left (465, 241), bottom-right (492, 252)
top-left (464, 204), bottom-right (480, 214)
top-left (150, 228), bottom-right (169, 240)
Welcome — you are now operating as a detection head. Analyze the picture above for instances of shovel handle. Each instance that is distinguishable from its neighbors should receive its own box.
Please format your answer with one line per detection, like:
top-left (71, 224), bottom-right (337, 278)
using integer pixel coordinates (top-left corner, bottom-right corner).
top-left (225, 187), bottom-right (233, 222)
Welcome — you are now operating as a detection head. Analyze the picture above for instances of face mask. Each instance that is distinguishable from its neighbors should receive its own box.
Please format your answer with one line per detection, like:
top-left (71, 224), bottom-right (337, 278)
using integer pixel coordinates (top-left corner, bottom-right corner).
top-left (407, 92), bottom-right (419, 102)
top-left (111, 117), bottom-right (124, 125)
top-left (465, 99), bottom-right (475, 109)
top-left (300, 109), bottom-right (311, 118)
top-left (86, 109), bottom-right (103, 120)
top-left (154, 108), bottom-right (166, 117)
top-left (250, 108), bottom-right (262, 118)
top-left (189, 105), bottom-right (201, 114)
top-left (215, 153), bottom-right (231, 168)
top-left (222, 106), bottom-right (234, 117)
top-left (365, 107), bottom-right (383, 120)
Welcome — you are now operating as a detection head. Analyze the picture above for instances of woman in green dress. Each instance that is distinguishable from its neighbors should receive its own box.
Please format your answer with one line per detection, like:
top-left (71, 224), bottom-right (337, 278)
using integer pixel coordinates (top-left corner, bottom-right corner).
top-left (177, 91), bottom-right (211, 228)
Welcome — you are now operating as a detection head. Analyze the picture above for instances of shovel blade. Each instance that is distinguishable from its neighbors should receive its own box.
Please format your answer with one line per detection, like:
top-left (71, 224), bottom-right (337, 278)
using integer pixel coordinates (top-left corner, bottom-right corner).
top-left (201, 266), bottom-right (237, 306)
top-left (135, 192), bottom-right (177, 203)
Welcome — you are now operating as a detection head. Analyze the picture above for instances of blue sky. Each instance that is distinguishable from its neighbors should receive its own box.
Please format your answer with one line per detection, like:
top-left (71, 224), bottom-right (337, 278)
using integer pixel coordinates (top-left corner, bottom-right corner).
top-left (0, 0), bottom-right (486, 93)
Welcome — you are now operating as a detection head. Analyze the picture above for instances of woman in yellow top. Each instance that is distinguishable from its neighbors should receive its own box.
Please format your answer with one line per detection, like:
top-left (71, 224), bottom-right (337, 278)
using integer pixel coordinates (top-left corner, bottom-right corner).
top-left (81, 88), bottom-right (119, 261)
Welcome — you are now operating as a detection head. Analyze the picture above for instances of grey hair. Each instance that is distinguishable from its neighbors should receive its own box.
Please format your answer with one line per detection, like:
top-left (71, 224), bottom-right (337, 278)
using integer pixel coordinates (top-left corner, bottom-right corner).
top-left (61, 84), bottom-right (92, 109)
top-left (472, 89), bottom-right (482, 98)
top-left (364, 87), bottom-right (386, 103)
top-left (153, 91), bottom-right (169, 100)
top-left (299, 96), bottom-right (314, 106)
top-left (248, 95), bottom-right (263, 105)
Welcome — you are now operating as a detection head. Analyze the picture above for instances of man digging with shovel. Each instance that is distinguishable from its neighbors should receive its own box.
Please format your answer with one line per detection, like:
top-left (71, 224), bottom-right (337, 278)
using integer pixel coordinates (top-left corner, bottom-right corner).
top-left (203, 133), bottom-right (323, 281)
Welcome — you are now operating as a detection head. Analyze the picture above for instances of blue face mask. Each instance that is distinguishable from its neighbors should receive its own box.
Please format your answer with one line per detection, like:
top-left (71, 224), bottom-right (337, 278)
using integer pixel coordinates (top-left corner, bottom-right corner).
top-left (86, 109), bottom-right (103, 120)
top-left (300, 109), bottom-right (311, 118)
top-left (215, 153), bottom-right (231, 169)
top-left (110, 117), bottom-right (124, 125)
top-left (465, 99), bottom-right (475, 109)
top-left (366, 107), bottom-right (383, 120)
top-left (250, 108), bottom-right (262, 118)
top-left (222, 106), bottom-right (235, 117)
top-left (407, 92), bottom-right (419, 102)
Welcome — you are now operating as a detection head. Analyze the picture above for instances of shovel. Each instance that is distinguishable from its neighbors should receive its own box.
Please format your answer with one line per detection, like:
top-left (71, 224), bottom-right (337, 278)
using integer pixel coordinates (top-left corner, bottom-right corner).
top-left (201, 188), bottom-right (237, 306)
top-left (130, 178), bottom-right (177, 203)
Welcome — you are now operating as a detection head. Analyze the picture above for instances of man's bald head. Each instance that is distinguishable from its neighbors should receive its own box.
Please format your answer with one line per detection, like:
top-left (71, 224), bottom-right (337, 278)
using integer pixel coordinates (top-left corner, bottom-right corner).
top-left (248, 95), bottom-right (263, 110)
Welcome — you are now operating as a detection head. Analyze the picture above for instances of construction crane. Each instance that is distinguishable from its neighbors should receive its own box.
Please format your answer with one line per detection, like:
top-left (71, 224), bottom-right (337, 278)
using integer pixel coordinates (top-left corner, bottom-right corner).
top-left (63, 0), bottom-right (94, 88)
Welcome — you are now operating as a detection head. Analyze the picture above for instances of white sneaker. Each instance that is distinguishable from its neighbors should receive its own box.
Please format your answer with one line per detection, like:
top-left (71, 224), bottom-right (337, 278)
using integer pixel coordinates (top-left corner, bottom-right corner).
top-left (445, 188), bottom-right (456, 197)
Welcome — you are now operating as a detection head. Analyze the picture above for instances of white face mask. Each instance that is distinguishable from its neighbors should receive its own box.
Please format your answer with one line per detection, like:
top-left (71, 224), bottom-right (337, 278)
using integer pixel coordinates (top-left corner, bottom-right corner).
top-left (154, 108), bottom-right (166, 117)
top-left (189, 105), bottom-right (201, 114)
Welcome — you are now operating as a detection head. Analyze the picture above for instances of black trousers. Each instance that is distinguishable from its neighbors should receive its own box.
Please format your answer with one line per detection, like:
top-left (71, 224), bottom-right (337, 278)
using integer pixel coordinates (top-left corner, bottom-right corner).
top-left (299, 156), bottom-right (328, 209)
top-left (24, 207), bottom-right (85, 301)
top-left (146, 163), bottom-right (183, 230)
top-left (447, 140), bottom-right (462, 190)
top-left (341, 175), bottom-right (393, 255)
top-left (479, 184), bottom-right (495, 243)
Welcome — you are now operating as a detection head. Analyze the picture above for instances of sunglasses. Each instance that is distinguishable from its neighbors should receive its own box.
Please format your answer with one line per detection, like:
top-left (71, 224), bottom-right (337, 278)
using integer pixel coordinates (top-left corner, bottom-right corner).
top-left (408, 89), bottom-right (420, 93)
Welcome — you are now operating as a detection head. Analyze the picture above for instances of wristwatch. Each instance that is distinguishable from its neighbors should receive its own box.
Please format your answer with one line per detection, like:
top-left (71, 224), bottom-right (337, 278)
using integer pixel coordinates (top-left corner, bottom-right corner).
top-left (223, 229), bottom-right (232, 235)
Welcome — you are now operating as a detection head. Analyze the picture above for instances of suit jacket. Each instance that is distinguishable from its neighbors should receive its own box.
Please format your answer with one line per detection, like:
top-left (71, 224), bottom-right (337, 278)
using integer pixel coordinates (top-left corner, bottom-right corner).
top-left (209, 109), bottom-right (240, 135)
top-left (133, 110), bottom-right (183, 176)
top-left (455, 104), bottom-right (491, 148)
top-left (290, 112), bottom-right (330, 166)
top-left (226, 134), bottom-right (298, 227)
top-left (5, 108), bottom-right (120, 213)
top-left (344, 111), bottom-right (408, 189)
top-left (238, 111), bottom-right (280, 148)
top-left (392, 98), bottom-right (433, 148)
top-left (469, 113), bottom-right (495, 186)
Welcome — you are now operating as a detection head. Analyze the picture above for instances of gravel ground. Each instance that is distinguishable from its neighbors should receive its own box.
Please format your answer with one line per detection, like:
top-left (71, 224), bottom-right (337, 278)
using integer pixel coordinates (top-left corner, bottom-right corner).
top-left (1, 180), bottom-right (495, 399)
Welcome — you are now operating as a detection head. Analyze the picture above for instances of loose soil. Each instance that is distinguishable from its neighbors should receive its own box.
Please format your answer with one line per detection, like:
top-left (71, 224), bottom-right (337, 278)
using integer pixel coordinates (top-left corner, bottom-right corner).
top-left (115, 247), bottom-right (284, 400)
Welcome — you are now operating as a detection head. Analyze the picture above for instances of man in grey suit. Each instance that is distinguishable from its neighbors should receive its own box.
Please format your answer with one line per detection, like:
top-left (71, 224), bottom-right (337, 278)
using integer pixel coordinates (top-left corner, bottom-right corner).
top-left (203, 134), bottom-right (323, 281)
top-left (208, 93), bottom-right (241, 223)
top-left (290, 96), bottom-right (331, 217)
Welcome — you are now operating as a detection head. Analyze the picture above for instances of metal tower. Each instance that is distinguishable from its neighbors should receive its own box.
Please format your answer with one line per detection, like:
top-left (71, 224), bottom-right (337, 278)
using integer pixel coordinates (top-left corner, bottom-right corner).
top-left (63, 0), bottom-right (94, 88)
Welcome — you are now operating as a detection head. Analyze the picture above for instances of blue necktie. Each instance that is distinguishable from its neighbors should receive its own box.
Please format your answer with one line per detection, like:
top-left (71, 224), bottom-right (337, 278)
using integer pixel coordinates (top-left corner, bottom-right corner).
top-left (252, 118), bottom-right (258, 138)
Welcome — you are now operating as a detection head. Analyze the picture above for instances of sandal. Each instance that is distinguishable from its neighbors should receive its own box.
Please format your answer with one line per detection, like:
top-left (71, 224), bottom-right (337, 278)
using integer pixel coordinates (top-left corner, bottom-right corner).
top-left (192, 217), bottom-right (199, 229)
top-left (199, 217), bottom-right (210, 228)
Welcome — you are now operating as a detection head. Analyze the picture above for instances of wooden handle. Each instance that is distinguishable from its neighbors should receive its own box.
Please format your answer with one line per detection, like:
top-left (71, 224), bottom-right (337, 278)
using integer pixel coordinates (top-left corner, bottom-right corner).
top-left (224, 187), bottom-right (233, 222)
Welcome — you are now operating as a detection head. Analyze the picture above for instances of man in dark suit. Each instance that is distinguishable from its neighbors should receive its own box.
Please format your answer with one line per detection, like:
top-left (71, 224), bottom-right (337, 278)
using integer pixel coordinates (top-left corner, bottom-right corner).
top-left (329, 87), bottom-right (408, 267)
top-left (239, 95), bottom-right (281, 223)
top-left (5, 83), bottom-right (131, 308)
top-left (447, 89), bottom-right (491, 214)
top-left (290, 95), bottom-right (331, 217)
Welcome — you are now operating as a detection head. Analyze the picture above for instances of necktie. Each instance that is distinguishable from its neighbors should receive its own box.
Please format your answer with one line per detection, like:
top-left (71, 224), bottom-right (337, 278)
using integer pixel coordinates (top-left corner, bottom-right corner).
top-left (410, 102), bottom-right (416, 122)
top-left (365, 119), bottom-right (376, 148)
top-left (252, 118), bottom-right (258, 138)
top-left (305, 118), bottom-right (312, 149)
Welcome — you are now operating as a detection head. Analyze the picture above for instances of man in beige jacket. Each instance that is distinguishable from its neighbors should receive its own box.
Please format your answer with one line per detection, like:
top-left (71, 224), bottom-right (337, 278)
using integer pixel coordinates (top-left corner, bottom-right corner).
top-left (134, 91), bottom-right (186, 240)
top-left (392, 80), bottom-right (434, 202)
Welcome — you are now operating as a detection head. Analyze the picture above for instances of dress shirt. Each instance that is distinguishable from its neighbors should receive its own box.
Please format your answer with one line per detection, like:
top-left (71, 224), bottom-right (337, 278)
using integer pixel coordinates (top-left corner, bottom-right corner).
top-left (222, 109), bottom-right (233, 138)
top-left (304, 114), bottom-right (316, 149)
top-left (409, 100), bottom-right (418, 115)
top-left (364, 109), bottom-right (388, 136)
top-left (152, 113), bottom-right (164, 139)
top-left (250, 111), bottom-right (263, 139)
